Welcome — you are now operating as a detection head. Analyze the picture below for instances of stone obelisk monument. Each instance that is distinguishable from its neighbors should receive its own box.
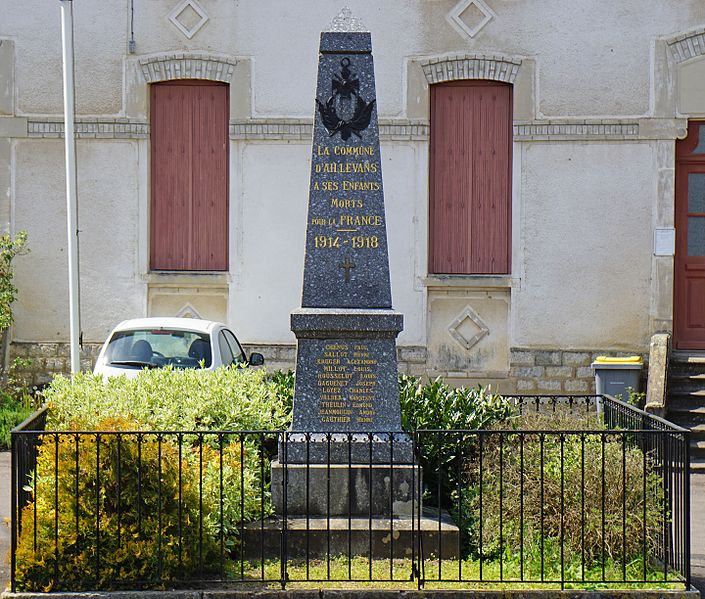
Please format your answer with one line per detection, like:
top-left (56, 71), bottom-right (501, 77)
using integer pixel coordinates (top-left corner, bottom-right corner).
top-left (272, 9), bottom-right (415, 520)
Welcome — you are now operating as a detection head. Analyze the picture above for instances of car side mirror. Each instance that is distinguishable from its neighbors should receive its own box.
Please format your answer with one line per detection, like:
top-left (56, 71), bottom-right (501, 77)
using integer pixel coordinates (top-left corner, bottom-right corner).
top-left (249, 352), bottom-right (265, 366)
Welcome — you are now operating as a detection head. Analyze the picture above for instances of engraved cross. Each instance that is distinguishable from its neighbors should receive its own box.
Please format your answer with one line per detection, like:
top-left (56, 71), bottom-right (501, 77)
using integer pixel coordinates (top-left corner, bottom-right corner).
top-left (338, 257), bottom-right (356, 283)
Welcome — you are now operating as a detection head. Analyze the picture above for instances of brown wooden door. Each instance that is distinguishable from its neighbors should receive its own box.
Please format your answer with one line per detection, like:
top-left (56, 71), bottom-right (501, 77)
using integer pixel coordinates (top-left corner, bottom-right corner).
top-left (150, 80), bottom-right (229, 271)
top-left (429, 80), bottom-right (512, 274)
top-left (675, 122), bottom-right (705, 349)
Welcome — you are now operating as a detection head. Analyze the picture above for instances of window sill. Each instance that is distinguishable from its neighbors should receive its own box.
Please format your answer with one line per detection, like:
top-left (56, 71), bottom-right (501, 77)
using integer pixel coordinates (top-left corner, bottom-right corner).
top-left (144, 271), bottom-right (230, 287)
top-left (422, 275), bottom-right (516, 290)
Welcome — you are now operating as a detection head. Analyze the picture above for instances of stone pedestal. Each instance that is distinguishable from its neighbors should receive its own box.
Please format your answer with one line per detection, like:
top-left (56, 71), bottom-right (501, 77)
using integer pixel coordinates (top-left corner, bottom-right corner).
top-left (242, 511), bottom-right (460, 561)
top-left (271, 462), bottom-right (420, 516)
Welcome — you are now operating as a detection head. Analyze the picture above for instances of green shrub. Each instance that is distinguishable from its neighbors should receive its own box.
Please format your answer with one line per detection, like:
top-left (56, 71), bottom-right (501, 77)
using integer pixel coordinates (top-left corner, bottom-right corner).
top-left (399, 375), bottom-right (511, 511)
top-left (462, 411), bottom-right (664, 567)
top-left (267, 369), bottom-right (295, 408)
top-left (44, 366), bottom-right (292, 432)
top-left (399, 375), bottom-right (510, 431)
top-left (15, 417), bottom-right (224, 591)
top-left (0, 230), bottom-right (28, 333)
top-left (0, 391), bottom-right (32, 449)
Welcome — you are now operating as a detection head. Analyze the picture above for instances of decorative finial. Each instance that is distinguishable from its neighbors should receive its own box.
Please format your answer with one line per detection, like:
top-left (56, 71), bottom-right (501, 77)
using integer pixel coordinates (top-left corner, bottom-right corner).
top-left (327, 7), bottom-right (367, 32)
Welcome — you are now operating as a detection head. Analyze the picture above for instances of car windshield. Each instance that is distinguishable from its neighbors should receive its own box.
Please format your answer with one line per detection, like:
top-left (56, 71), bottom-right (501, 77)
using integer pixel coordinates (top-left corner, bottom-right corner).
top-left (105, 329), bottom-right (212, 369)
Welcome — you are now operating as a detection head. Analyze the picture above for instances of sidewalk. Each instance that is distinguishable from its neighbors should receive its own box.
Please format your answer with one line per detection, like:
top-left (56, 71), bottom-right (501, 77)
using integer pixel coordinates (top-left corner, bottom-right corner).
top-left (0, 450), bottom-right (703, 592)
top-left (691, 473), bottom-right (705, 593)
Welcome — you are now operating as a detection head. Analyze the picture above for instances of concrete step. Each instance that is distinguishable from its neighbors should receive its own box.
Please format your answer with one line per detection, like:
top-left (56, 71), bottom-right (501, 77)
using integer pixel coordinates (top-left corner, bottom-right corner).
top-left (671, 351), bottom-right (705, 364)
top-left (665, 416), bottom-right (705, 433)
top-left (669, 367), bottom-right (705, 380)
top-left (668, 399), bottom-right (705, 414)
top-left (667, 375), bottom-right (705, 394)
top-left (691, 458), bottom-right (705, 471)
top-left (668, 372), bottom-right (705, 382)
top-left (242, 511), bottom-right (460, 560)
top-left (667, 411), bottom-right (705, 427)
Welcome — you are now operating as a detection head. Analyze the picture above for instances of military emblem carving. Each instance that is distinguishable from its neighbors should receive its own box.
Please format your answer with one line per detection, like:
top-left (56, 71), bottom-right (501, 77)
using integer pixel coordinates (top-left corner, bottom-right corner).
top-left (316, 58), bottom-right (375, 141)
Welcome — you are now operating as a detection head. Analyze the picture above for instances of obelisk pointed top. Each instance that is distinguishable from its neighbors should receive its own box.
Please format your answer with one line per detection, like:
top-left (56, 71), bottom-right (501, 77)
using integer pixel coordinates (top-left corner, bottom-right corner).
top-left (327, 7), bottom-right (368, 32)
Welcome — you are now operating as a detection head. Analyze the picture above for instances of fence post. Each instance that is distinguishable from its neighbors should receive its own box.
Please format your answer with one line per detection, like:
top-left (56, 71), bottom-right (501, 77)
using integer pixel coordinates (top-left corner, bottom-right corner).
top-left (10, 429), bottom-right (17, 592)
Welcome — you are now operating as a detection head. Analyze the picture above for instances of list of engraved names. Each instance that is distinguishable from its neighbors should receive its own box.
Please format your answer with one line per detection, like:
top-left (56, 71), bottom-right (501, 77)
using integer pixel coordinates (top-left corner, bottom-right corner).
top-left (316, 341), bottom-right (377, 424)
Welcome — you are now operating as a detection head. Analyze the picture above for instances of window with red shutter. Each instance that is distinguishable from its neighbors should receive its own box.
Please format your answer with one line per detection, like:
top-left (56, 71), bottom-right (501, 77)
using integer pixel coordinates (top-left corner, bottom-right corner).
top-left (150, 80), bottom-right (229, 271)
top-left (429, 80), bottom-right (512, 274)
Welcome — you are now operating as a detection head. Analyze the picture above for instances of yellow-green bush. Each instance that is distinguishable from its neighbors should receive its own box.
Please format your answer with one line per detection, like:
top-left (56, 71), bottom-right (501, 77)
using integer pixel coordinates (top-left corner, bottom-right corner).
top-left (44, 366), bottom-right (292, 432)
top-left (15, 418), bottom-right (224, 590)
top-left (15, 366), bottom-right (283, 590)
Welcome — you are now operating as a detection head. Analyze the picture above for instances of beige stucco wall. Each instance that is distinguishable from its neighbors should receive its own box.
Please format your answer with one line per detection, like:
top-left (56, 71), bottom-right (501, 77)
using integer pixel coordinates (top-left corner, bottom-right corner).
top-left (12, 140), bottom-right (144, 343)
top-left (2, 0), bottom-right (705, 379)
top-left (514, 142), bottom-right (654, 349)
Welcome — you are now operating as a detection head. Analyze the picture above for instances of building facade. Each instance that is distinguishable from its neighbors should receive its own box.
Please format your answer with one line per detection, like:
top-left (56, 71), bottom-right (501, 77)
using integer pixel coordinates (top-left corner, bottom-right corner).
top-left (2, 0), bottom-right (705, 391)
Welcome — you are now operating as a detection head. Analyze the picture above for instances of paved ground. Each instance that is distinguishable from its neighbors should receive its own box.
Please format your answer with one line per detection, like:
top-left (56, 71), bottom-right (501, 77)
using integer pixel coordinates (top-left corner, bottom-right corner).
top-left (0, 450), bottom-right (703, 593)
top-left (691, 472), bottom-right (705, 594)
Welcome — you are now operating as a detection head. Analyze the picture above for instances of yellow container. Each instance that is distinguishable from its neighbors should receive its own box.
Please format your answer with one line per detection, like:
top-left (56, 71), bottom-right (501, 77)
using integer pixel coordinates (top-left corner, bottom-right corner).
top-left (594, 355), bottom-right (642, 365)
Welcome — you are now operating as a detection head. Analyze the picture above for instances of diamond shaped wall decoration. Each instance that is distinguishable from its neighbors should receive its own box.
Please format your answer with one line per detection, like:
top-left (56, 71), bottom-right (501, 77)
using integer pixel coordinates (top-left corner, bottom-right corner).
top-left (168, 0), bottom-right (209, 40)
top-left (447, 0), bottom-right (496, 39)
top-left (175, 303), bottom-right (202, 319)
top-left (447, 305), bottom-right (490, 351)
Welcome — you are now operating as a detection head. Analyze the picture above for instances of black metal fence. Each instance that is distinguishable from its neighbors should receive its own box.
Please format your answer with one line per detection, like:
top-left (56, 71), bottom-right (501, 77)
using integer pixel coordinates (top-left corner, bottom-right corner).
top-left (10, 395), bottom-right (690, 591)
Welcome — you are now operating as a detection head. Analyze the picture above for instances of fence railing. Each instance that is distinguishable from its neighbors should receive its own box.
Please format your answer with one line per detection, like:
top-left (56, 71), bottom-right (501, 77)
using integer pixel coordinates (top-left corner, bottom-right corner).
top-left (10, 395), bottom-right (690, 591)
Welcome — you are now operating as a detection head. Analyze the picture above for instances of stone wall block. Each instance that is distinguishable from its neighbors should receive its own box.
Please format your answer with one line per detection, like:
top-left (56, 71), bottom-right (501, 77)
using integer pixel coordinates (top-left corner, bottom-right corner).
top-left (537, 379), bottom-right (562, 392)
top-left (398, 346), bottom-right (427, 364)
top-left (516, 379), bottom-right (537, 392)
top-left (510, 366), bottom-right (544, 378)
top-left (10, 343), bottom-right (30, 357)
top-left (564, 379), bottom-right (591, 393)
top-left (576, 366), bottom-right (594, 379)
top-left (45, 357), bottom-right (66, 371)
top-left (37, 343), bottom-right (59, 358)
top-left (562, 351), bottom-right (591, 366)
top-left (276, 346), bottom-right (297, 362)
top-left (510, 349), bottom-right (534, 366)
top-left (535, 351), bottom-right (562, 366)
top-left (545, 366), bottom-right (574, 379)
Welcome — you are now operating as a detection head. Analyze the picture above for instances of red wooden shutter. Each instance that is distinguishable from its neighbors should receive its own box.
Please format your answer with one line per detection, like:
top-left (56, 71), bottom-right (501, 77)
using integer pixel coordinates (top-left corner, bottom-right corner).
top-left (151, 80), bottom-right (229, 271)
top-left (429, 81), bottom-right (512, 274)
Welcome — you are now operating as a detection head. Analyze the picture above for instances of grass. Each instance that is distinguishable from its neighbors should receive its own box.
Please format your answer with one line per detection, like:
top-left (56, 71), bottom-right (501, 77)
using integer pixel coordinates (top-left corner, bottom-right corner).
top-left (229, 554), bottom-right (684, 591)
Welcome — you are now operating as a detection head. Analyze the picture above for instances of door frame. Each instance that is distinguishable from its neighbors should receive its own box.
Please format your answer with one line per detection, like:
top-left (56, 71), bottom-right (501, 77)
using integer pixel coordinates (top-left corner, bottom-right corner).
top-left (674, 121), bottom-right (705, 349)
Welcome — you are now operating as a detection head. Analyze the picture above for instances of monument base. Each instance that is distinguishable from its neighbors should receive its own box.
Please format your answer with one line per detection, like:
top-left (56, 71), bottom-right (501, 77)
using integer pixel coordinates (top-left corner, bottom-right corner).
top-left (278, 432), bottom-right (414, 464)
top-left (242, 511), bottom-right (460, 560)
top-left (271, 460), bottom-right (420, 516)
top-left (290, 308), bottom-right (404, 433)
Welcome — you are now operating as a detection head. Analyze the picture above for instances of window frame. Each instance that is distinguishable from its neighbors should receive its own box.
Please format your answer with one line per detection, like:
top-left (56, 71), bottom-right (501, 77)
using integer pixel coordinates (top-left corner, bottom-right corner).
top-left (428, 79), bottom-right (513, 276)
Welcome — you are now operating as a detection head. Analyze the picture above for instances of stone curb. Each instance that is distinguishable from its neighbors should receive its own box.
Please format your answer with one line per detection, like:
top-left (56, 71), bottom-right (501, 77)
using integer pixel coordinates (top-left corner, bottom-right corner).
top-left (1, 588), bottom-right (700, 599)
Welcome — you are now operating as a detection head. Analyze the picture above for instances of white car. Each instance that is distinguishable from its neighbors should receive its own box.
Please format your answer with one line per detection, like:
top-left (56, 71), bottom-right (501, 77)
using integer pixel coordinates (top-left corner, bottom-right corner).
top-left (93, 317), bottom-right (264, 379)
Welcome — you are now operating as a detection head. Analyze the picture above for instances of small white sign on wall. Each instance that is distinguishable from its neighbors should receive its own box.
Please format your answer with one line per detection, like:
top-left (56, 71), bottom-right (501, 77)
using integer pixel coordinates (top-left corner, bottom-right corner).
top-left (654, 228), bottom-right (676, 256)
